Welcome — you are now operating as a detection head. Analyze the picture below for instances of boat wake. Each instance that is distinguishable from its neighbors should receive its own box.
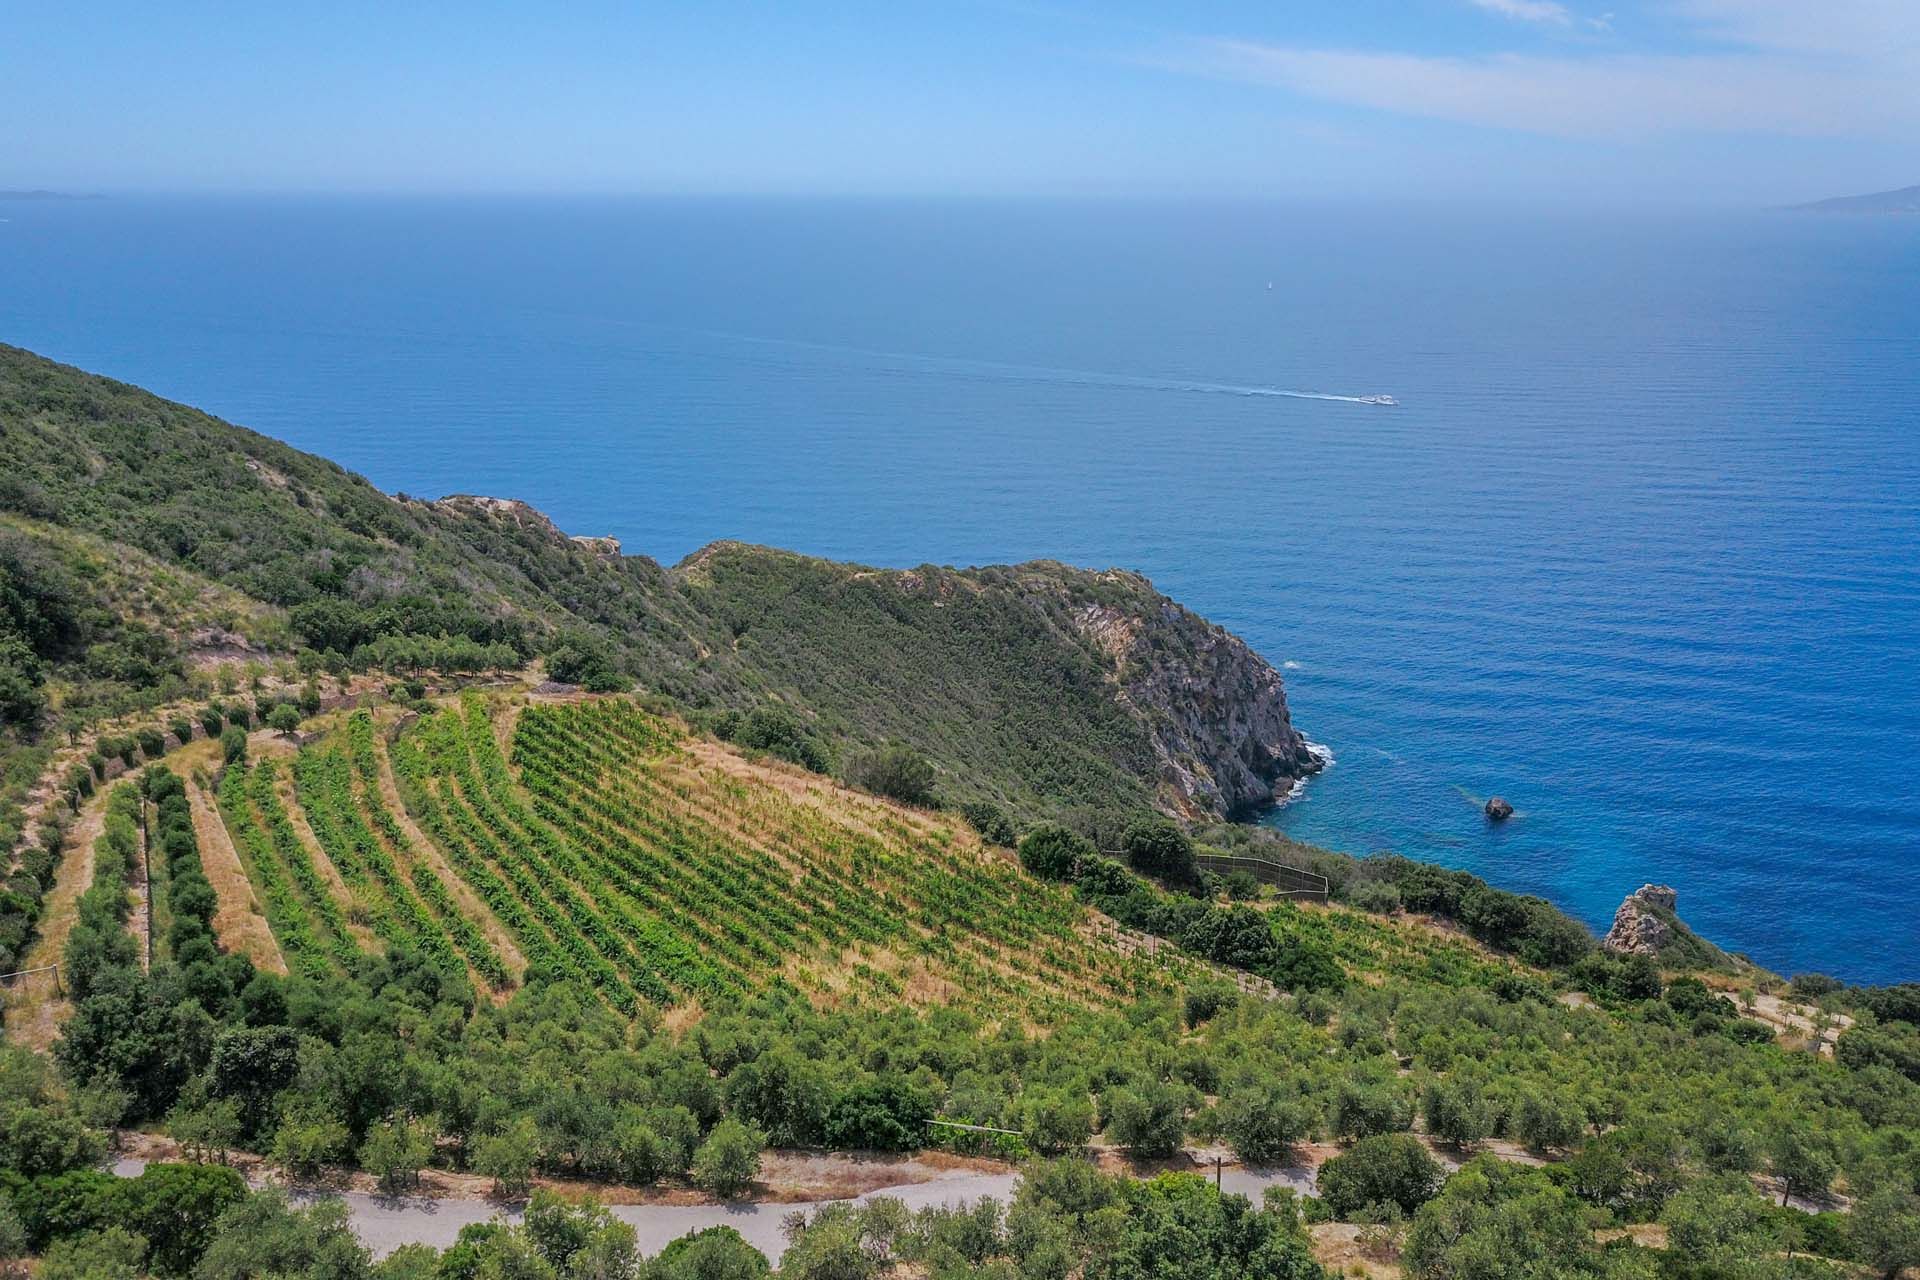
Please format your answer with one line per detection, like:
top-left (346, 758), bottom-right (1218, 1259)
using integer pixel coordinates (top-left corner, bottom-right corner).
top-left (685, 327), bottom-right (1397, 408)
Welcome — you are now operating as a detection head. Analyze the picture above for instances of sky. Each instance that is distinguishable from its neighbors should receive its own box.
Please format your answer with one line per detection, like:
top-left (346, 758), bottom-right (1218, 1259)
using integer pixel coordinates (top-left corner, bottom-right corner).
top-left (3, 0), bottom-right (1915, 204)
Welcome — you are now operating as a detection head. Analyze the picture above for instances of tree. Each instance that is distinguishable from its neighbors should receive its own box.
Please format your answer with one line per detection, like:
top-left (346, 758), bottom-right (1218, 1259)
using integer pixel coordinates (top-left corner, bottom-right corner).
top-left (1018, 1088), bottom-right (1094, 1156)
top-left (474, 1118), bottom-right (542, 1201)
top-left (691, 1120), bottom-right (764, 1198)
top-left (646, 1226), bottom-right (769, 1280)
top-left (1101, 1081), bottom-right (1191, 1159)
top-left (1512, 1090), bottom-right (1584, 1154)
top-left (1660, 1175), bottom-right (1778, 1271)
top-left (545, 633), bottom-right (626, 693)
top-left (193, 1191), bottom-right (372, 1280)
top-left (1851, 1185), bottom-right (1920, 1279)
top-left (1329, 1079), bottom-right (1412, 1142)
top-left (219, 725), bottom-right (247, 765)
top-left (273, 1115), bottom-right (351, 1180)
top-left (1422, 1077), bottom-right (1491, 1149)
top-left (521, 1191), bottom-right (639, 1280)
top-left (1217, 1080), bottom-right (1309, 1166)
top-left (1767, 1120), bottom-right (1836, 1207)
top-left (1121, 819), bottom-right (1196, 884)
top-left (267, 704), bottom-right (302, 737)
top-left (1403, 1157), bottom-right (1594, 1280)
top-left (775, 1206), bottom-right (880, 1280)
top-left (845, 744), bottom-right (936, 807)
top-left (1017, 825), bottom-right (1092, 881)
top-left (1317, 1134), bottom-right (1444, 1219)
top-left (103, 1162), bottom-right (247, 1275)
top-left (732, 708), bottom-right (826, 773)
top-left (358, 1114), bottom-right (437, 1194)
top-left (167, 1097), bottom-right (242, 1166)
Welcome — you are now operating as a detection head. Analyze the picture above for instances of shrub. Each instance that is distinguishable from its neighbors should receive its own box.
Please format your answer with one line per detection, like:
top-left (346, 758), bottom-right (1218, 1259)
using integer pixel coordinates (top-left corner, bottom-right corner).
top-left (1018, 824), bottom-right (1092, 881)
top-left (219, 726), bottom-right (247, 765)
top-left (267, 704), bottom-right (302, 736)
top-left (959, 801), bottom-right (1017, 847)
top-left (1347, 879), bottom-right (1402, 915)
top-left (1121, 818), bottom-right (1196, 884)
top-left (1184, 983), bottom-right (1237, 1029)
top-left (733, 707), bottom-right (827, 773)
top-left (845, 744), bottom-right (936, 807)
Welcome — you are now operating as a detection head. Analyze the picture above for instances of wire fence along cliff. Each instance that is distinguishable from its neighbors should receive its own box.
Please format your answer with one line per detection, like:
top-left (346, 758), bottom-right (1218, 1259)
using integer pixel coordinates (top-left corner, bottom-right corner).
top-left (1193, 850), bottom-right (1329, 902)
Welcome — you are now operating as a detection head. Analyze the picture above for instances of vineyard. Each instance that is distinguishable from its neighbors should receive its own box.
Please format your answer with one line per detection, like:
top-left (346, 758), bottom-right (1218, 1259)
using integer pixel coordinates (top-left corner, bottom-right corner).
top-left (208, 692), bottom-right (1165, 1019)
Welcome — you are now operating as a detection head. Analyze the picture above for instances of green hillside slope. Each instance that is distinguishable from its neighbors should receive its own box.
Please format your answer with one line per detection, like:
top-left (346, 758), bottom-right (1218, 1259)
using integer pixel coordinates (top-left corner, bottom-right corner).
top-left (0, 343), bottom-right (1317, 834)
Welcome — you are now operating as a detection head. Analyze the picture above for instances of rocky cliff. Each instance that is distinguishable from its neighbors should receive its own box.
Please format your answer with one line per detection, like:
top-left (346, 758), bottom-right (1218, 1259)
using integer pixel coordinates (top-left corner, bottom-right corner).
top-left (1067, 582), bottom-right (1322, 817)
top-left (1603, 883), bottom-right (1735, 969)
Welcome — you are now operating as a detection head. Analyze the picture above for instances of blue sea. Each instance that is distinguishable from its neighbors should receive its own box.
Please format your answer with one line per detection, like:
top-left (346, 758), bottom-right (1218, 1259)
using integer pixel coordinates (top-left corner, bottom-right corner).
top-left (2, 196), bottom-right (1916, 983)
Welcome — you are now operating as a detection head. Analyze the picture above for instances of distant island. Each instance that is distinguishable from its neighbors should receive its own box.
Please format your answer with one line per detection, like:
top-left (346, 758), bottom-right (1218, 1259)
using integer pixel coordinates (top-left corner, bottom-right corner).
top-left (1794, 183), bottom-right (1920, 214)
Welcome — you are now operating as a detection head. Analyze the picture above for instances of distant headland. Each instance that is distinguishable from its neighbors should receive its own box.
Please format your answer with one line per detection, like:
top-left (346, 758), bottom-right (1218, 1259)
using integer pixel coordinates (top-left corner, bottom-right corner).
top-left (1793, 183), bottom-right (1920, 214)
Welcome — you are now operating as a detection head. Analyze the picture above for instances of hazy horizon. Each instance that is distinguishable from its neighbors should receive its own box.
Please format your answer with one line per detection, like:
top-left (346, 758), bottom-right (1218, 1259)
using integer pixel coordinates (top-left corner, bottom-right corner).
top-left (4, 1), bottom-right (1916, 206)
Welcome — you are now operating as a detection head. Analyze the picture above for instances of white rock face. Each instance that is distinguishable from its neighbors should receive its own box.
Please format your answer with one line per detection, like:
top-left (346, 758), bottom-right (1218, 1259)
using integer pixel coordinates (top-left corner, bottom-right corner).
top-left (1603, 884), bottom-right (1679, 956)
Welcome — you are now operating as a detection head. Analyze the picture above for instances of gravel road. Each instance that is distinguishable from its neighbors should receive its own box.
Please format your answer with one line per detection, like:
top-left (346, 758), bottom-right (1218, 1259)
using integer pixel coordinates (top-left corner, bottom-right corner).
top-left (115, 1158), bottom-right (1315, 1261)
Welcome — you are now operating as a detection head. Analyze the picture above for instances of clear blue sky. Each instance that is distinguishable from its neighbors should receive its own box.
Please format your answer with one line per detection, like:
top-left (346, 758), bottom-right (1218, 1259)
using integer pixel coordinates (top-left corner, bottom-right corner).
top-left (4, 0), bottom-right (1914, 203)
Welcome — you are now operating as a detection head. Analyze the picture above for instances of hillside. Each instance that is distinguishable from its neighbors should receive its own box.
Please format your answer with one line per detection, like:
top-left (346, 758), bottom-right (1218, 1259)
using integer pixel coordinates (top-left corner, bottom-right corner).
top-left (9, 346), bottom-right (1920, 1279)
top-left (0, 343), bottom-right (1317, 835)
top-left (7, 679), bottom-right (1915, 1279)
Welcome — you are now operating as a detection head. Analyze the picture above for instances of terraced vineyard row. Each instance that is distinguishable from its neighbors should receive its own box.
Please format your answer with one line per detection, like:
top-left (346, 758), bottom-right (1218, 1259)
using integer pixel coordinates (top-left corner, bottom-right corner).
top-left (508, 695), bottom-right (1147, 1013)
top-left (216, 758), bottom-right (359, 980)
top-left (291, 718), bottom-right (509, 990)
top-left (210, 691), bottom-right (1154, 1019)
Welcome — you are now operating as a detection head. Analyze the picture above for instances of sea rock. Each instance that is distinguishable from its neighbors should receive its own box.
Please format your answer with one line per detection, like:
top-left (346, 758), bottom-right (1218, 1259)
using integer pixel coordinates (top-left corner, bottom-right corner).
top-left (1603, 884), bottom-right (1679, 957)
top-left (1484, 796), bottom-right (1514, 821)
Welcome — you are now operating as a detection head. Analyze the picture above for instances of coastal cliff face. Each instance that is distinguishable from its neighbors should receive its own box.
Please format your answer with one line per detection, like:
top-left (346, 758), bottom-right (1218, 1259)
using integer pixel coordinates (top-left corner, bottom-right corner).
top-left (1068, 586), bottom-right (1321, 817)
top-left (674, 545), bottom-right (1318, 821)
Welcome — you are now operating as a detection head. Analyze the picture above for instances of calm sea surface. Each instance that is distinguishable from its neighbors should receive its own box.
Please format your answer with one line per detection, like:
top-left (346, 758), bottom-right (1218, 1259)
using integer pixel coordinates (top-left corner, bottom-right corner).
top-left (3, 197), bottom-right (1916, 982)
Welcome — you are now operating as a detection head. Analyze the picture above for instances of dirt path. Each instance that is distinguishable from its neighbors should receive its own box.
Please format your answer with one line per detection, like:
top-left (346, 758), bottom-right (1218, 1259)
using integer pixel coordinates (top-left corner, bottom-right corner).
top-left (371, 736), bottom-right (526, 980)
top-left (5, 786), bottom-right (108, 1050)
top-left (187, 773), bottom-right (287, 976)
top-left (127, 840), bottom-right (152, 973)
